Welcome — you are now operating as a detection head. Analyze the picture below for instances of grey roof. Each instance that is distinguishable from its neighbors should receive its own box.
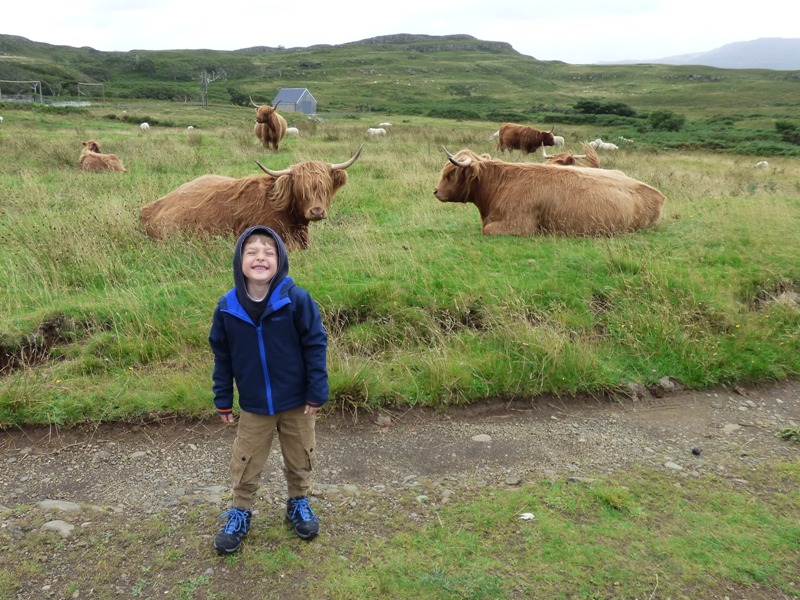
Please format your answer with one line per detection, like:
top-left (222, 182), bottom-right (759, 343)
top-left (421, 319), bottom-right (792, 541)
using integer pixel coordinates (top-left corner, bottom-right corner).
top-left (273, 88), bottom-right (315, 103)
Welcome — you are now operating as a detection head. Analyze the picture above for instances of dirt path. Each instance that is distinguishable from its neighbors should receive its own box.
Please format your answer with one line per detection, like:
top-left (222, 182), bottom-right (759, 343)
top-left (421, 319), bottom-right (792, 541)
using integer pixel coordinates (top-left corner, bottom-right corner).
top-left (1, 379), bottom-right (798, 516)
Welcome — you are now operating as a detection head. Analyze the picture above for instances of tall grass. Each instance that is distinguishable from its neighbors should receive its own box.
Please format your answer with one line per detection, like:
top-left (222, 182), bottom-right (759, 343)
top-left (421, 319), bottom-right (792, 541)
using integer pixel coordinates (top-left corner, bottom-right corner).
top-left (1, 104), bottom-right (799, 426)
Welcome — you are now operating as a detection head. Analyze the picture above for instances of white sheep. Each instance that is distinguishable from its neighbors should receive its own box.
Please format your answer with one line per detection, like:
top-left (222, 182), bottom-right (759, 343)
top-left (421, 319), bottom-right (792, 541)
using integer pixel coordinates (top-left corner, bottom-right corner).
top-left (140, 122), bottom-right (150, 132)
top-left (378, 122), bottom-right (392, 127)
top-left (552, 135), bottom-right (565, 147)
top-left (588, 138), bottom-right (618, 151)
top-left (367, 127), bottom-right (387, 136)
top-left (285, 127), bottom-right (300, 136)
top-left (756, 160), bottom-right (769, 169)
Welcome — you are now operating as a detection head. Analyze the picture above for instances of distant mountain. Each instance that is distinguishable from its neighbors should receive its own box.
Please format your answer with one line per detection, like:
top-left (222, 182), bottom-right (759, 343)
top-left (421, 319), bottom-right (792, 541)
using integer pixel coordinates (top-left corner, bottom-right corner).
top-left (607, 38), bottom-right (800, 71)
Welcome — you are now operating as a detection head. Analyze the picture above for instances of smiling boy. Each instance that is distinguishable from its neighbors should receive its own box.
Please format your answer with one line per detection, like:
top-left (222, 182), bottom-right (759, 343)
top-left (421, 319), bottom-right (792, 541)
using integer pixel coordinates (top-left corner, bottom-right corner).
top-left (209, 226), bottom-right (328, 554)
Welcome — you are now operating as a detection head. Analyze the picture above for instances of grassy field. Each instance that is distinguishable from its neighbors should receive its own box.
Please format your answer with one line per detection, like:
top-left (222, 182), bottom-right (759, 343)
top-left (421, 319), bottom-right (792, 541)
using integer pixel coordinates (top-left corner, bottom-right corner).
top-left (0, 97), bottom-right (798, 598)
top-left (0, 100), bottom-right (798, 427)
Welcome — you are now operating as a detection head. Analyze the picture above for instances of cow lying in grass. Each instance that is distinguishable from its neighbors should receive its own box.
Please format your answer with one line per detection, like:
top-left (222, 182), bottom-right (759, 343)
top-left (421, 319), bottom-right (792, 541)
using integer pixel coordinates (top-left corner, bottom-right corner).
top-left (140, 148), bottom-right (363, 249)
top-left (79, 140), bottom-right (127, 172)
top-left (434, 148), bottom-right (665, 237)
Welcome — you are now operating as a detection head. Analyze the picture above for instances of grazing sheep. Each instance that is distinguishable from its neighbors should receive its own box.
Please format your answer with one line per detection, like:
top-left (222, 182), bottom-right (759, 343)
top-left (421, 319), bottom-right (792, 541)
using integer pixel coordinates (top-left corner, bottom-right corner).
top-left (756, 160), bottom-right (770, 169)
top-left (367, 127), bottom-right (387, 136)
top-left (285, 127), bottom-right (300, 136)
top-left (140, 122), bottom-right (150, 132)
top-left (552, 135), bottom-right (565, 147)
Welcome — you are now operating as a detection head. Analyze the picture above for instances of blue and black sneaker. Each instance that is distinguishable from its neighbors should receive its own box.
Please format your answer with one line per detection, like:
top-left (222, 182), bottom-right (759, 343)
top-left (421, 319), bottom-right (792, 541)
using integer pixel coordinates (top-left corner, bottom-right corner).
top-left (214, 507), bottom-right (252, 554)
top-left (285, 496), bottom-right (319, 540)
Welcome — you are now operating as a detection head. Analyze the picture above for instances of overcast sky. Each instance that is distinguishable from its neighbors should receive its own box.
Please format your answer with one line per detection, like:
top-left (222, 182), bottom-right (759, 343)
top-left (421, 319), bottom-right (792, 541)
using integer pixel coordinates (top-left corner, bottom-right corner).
top-left (3, 0), bottom-right (797, 64)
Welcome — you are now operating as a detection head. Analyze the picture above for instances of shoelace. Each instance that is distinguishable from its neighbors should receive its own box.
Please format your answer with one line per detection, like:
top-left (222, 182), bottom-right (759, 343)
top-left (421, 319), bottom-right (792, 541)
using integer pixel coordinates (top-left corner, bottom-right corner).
top-left (290, 498), bottom-right (319, 522)
top-left (220, 509), bottom-right (249, 534)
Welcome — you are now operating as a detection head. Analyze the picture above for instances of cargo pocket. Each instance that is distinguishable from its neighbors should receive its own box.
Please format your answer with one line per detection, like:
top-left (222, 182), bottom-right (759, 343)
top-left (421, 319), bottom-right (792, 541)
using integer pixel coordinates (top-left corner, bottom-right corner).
top-left (230, 438), bottom-right (252, 489)
top-left (300, 426), bottom-right (316, 471)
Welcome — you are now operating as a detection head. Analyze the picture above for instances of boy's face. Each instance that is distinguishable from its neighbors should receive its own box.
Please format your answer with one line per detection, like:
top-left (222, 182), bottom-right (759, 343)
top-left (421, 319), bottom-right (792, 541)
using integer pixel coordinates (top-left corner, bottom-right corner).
top-left (242, 237), bottom-right (278, 287)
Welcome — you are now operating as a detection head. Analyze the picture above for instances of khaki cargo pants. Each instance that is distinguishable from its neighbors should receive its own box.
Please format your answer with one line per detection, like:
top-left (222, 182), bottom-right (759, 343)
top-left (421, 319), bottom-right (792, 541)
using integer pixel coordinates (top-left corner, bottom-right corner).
top-left (229, 405), bottom-right (316, 510)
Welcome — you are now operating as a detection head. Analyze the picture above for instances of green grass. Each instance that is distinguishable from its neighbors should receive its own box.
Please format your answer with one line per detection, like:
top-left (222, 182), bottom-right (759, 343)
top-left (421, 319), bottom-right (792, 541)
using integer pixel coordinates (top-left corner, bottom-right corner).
top-left (1, 464), bottom-right (797, 598)
top-left (0, 102), bottom-right (799, 426)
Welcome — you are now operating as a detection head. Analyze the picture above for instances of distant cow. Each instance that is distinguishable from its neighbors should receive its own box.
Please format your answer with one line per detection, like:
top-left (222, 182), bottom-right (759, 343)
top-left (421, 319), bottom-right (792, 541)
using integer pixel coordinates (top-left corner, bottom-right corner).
top-left (496, 123), bottom-right (556, 154)
top-left (140, 147), bottom-right (363, 249)
top-left (140, 122), bottom-right (150, 132)
top-left (79, 140), bottom-right (128, 173)
top-left (542, 143), bottom-right (600, 168)
top-left (367, 127), bottom-right (387, 136)
top-left (433, 148), bottom-right (665, 237)
top-left (285, 127), bottom-right (300, 136)
top-left (252, 98), bottom-right (288, 152)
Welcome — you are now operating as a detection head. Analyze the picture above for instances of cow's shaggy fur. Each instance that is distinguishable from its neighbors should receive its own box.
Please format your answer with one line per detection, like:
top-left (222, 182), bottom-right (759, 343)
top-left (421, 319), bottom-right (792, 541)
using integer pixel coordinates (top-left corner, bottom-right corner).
top-left (79, 140), bottom-right (127, 172)
top-left (543, 143), bottom-right (600, 168)
top-left (434, 149), bottom-right (665, 237)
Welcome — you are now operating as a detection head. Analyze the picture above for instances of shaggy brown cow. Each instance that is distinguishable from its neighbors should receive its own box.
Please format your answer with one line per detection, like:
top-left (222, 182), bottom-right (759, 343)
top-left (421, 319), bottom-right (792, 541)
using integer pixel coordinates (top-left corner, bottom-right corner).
top-left (140, 147), bottom-right (363, 249)
top-left (542, 143), bottom-right (600, 168)
top-left (433, 148), bottom-right (665, 237)
top-left (79, 140), bottom-right (127, 172)
top-left (496, 122), bottom-right (556, 155)
top-left (252, 99), bottom-right (288, 152)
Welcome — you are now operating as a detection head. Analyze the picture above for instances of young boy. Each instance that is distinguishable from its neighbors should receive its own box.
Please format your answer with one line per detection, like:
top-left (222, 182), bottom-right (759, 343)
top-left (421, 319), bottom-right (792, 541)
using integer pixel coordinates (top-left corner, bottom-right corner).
top-left (209, 225), bottom-right (328, 554)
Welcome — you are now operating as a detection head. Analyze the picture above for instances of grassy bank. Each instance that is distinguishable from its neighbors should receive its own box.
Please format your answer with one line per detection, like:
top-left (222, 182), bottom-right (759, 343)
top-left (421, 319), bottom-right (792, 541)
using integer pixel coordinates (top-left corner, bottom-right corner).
top-left (1, 463), bottom-right (798, 598)
top-left (1, 102), bottom-right (799, 427)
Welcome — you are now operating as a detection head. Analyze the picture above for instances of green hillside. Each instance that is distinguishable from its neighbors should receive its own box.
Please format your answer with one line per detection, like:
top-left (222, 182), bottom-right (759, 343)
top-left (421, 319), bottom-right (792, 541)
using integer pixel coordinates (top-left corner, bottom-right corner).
top-left (2, 32), bottom-right (799, 129)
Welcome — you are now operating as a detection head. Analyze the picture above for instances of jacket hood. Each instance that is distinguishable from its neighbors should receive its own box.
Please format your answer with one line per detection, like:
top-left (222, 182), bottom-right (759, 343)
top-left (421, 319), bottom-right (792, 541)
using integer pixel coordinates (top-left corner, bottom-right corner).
top-left (232, 226), bottom-right (290, 313)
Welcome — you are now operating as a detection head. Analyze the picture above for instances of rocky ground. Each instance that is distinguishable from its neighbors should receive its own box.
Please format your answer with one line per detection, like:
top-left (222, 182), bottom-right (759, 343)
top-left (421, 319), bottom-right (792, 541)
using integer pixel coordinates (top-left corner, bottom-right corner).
top-left (2, 379), bottom-right (798, 523)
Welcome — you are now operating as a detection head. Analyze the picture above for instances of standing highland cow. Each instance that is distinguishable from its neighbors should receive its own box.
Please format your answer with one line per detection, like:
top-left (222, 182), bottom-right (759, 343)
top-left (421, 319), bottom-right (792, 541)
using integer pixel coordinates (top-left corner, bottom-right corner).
top-left (252, 99), bottom-right (288, 152)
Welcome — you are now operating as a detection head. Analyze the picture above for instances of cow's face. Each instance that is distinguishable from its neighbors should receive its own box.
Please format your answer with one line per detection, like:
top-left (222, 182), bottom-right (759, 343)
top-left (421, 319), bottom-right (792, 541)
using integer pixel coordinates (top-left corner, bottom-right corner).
top-left (434, 162), bottom-right (471, 204)
top-left (255, 105), bottom-right (275, 124)
top-left (434, 150), bottom-right (483, 203)
top-left (542, 131), bottom-right (556, 146)
top-left (284, 164), bottom-right (349, 221)
top-left (82, 140), bottom-right (101, 153)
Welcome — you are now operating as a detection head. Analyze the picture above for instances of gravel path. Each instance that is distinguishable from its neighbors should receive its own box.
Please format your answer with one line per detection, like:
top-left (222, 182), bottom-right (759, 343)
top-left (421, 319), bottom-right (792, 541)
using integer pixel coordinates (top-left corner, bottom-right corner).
top-left (2, 379), bottom-right (798, 520)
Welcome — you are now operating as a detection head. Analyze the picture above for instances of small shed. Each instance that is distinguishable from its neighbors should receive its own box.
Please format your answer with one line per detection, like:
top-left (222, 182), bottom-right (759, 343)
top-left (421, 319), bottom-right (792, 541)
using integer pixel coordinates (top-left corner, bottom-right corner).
top-left (272, 88), bottom-right (317, 114)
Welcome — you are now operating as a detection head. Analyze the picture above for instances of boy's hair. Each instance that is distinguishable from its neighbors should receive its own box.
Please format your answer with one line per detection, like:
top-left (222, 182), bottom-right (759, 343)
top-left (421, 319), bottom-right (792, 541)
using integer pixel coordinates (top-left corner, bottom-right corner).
top-left (243, 233), bottom-right (277, 250)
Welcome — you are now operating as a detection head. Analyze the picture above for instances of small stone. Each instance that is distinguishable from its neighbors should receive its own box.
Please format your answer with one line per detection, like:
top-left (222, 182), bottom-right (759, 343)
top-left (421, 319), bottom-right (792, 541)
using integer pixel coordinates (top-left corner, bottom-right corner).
top-left (471, 434), bottom-right (492, 443)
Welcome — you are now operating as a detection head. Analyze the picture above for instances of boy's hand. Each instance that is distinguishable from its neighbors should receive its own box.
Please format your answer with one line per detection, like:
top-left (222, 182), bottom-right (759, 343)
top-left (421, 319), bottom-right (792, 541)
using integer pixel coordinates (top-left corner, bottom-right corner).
top-left (218, 412), bottom-right (236, 424)
top-left (304, 405), bottom-right (320, 415)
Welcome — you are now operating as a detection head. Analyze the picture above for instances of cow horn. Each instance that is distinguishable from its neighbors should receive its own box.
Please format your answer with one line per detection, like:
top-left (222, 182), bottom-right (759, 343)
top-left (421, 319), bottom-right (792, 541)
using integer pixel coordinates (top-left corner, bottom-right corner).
top-left (255, 161), bottom-right (292, 177)
top-left (330, 146), bottom-right (363, 171)
top-left (442, 146), bottom-right (472, 168)
top-left (250, 96), bottom-right (259, 108)
top-left (548, 126), bottom-right (554, 133)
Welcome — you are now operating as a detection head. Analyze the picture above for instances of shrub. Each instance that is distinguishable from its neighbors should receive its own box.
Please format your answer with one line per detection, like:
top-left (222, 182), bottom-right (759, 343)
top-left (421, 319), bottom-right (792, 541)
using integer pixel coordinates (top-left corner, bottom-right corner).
top-left (775, 121), bottom-right (800, 145)
top-left (650, 110), bottom-right (686, 132)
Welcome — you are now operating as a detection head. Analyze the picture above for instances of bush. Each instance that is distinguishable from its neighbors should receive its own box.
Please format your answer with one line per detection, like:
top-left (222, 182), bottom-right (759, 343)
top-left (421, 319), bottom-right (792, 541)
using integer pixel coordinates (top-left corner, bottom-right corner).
top-left (650, 110), bottom-right (686, 132)
top-left (574, 100), bottom-right (636, 117)
top-left (775, 121), bottom-right (800, 145)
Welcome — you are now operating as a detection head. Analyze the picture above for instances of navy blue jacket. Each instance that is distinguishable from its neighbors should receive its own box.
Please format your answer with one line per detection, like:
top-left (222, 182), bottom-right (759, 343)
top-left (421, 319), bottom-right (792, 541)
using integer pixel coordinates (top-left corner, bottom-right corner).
top-left (209, 226), bottom-right (328, 415)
